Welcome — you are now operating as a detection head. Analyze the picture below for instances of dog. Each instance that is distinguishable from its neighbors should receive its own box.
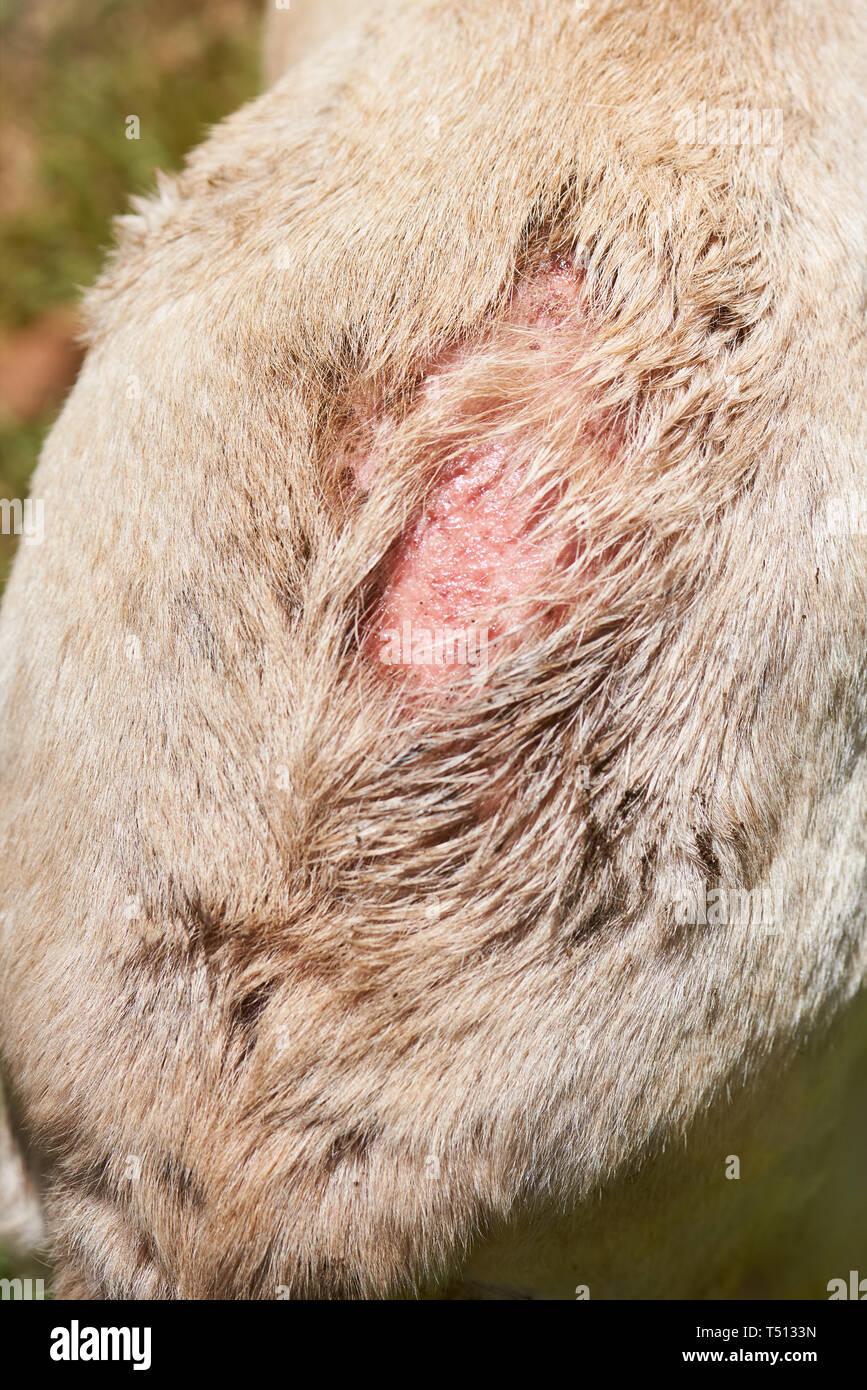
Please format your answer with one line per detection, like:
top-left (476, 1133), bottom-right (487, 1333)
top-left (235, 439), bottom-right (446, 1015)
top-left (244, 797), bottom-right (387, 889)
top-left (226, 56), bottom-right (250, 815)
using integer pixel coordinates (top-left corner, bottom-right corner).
top-left (0, 0), bottom-right (865, 1298)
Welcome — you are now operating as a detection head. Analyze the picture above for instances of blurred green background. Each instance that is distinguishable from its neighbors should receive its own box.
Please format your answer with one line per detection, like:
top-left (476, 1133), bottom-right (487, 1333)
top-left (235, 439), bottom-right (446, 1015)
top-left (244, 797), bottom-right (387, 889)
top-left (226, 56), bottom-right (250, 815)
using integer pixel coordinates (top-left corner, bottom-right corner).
top-left (0, 0), bottom-right (263, 1291)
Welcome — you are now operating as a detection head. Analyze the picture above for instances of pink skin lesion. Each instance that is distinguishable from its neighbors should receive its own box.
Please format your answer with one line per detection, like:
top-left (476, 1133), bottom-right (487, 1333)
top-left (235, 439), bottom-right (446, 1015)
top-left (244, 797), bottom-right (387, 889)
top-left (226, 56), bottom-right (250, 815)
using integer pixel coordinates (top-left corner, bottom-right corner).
top-left (351, 258), bottom-right (594, 690)
top-left (369, 445), bottom-right (568, 687)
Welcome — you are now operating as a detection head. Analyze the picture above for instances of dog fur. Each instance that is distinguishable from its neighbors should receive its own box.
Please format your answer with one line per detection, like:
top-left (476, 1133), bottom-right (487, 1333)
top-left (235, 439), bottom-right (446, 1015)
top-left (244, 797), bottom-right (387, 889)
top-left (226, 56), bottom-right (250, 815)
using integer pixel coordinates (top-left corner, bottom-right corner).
top-left (0, 0), bottom-right (866, 1298)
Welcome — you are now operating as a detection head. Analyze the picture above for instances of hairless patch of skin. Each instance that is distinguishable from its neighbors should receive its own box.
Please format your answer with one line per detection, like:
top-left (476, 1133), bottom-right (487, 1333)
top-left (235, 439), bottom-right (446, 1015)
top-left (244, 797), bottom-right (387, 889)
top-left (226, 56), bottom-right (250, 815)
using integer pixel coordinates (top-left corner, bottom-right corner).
top-left (350, 259), bottom-right (603, 688)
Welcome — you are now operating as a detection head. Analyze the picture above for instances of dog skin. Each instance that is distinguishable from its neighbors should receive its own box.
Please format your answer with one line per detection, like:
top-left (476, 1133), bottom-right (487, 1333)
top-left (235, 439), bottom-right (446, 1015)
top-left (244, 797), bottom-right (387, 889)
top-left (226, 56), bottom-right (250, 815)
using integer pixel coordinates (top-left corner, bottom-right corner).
top-left (0, 0), bottom-right (865, 1299)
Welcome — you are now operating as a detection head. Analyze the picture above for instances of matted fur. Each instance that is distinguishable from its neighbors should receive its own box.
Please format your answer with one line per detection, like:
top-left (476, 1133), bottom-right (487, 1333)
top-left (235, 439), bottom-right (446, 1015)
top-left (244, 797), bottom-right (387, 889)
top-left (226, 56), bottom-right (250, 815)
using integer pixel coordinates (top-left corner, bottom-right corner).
top-left (0, 0), bottom-right (865, 1298)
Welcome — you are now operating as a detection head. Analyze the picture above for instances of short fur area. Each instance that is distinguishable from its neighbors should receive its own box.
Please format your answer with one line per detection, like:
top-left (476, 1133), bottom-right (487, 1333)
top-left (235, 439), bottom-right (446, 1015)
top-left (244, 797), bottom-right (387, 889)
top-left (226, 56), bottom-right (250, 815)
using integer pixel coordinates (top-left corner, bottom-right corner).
top-left (0, 0), bottom-right (866, 1298)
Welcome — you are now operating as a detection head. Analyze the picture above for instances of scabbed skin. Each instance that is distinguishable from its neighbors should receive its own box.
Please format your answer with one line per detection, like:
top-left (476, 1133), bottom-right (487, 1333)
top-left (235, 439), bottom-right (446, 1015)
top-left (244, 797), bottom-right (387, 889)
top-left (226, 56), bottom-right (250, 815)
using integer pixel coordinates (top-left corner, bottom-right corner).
top-left (0, 0), bottom-right (866, 1298)
top-left (355, 262), bottom-right (607, 689)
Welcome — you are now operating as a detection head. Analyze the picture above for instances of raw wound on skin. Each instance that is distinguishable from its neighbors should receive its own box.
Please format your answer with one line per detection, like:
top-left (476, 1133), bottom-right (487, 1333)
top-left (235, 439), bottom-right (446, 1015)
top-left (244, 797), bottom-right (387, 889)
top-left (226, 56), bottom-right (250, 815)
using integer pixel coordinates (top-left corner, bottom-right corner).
top-left (350, 259), bottom-right (605, 688)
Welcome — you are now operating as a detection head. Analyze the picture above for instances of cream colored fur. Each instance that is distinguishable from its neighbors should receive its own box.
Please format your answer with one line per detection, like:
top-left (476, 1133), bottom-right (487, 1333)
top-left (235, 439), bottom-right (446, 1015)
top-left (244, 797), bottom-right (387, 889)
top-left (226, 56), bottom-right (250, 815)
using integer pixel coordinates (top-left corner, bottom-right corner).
top-left (0, 0), bottom-right (865, 1297)
top-left (263, 0), bottom-right (361, 86)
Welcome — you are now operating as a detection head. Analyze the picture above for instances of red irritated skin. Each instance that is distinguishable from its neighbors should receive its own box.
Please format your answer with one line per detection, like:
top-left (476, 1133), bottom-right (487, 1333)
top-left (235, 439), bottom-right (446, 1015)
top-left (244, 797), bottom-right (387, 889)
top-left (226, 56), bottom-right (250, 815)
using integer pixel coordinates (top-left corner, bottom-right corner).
top-left (350, 261), bottom-right (605, 690)
top-left (4, 0), bottom-right (866, 1304)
